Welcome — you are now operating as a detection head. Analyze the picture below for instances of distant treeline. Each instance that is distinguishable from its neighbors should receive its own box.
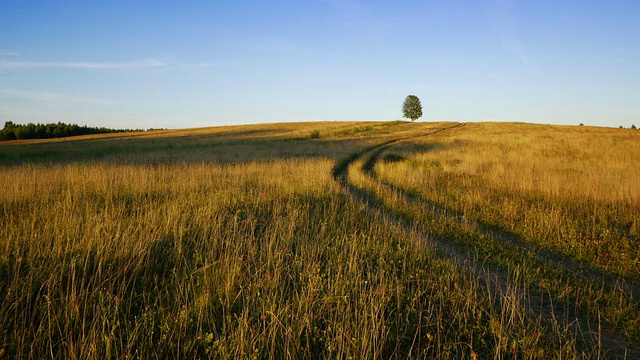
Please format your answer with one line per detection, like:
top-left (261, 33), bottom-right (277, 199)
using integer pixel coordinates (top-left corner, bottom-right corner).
top-left (0, 121), bottom-right (136, 141)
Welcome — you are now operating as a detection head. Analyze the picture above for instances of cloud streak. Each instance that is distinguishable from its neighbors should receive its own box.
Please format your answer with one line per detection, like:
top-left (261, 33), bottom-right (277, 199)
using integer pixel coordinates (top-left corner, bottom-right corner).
top-left (0, 50), bottom-right (20, 57)
top-left (486, 0), bottom-right (540, 77)
top-left (0, 59), bottom-right (164, 71)
top-left (0, 89), bottom-right (122, 105)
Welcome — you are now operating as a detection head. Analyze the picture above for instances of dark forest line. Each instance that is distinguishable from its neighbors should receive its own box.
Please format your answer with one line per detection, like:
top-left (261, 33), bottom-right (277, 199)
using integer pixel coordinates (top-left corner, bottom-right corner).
top-left (0, 121), bottom-right (138, 141)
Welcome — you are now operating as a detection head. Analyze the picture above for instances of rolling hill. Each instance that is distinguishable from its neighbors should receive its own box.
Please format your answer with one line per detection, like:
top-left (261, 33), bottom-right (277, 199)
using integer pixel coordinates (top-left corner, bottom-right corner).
top-left (1, 121), bottom-right (639, 358)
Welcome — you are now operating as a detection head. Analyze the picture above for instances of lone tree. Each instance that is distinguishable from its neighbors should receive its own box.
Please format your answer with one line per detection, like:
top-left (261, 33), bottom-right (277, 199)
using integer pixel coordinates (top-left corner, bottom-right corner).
top-left (402, 95), bottom-right (423, 122)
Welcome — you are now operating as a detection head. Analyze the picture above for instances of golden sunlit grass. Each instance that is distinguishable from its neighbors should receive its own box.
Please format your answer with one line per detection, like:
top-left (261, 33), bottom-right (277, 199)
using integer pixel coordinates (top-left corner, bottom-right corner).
top-left (377, 122), bottom-right (640, 278)
top-left (1, 121), bottom-right (637, 358)
top-left (370, 122), bottom-right (640, 351)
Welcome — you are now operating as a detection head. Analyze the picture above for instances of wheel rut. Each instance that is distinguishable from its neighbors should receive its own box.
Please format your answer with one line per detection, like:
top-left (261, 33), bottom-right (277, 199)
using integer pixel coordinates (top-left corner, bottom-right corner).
top-left (362, 139), bottom-right (640, 302)
top-left (332, 122), bottom-right (640, 359)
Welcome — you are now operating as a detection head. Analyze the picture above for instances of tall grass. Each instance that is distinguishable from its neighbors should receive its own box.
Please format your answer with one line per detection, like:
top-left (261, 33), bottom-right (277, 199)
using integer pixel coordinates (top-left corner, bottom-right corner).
top-left (0, 122), bottom-right (612, 358)
top-left (369, 123), bottom-right (640, 352)
top-left (376, 123), bottom-right (640, 279)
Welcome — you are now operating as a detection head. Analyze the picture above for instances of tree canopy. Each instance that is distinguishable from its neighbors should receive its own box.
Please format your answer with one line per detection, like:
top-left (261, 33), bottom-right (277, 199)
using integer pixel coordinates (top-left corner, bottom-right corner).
top-left (402, 95), bottom-right (423, 122)
top-left (0, 121), bottom-right (134, 141)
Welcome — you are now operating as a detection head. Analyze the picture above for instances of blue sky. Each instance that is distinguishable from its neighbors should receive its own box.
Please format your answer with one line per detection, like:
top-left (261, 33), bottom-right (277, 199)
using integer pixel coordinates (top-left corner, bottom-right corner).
top-left (1, 0), bottom-right (639, 129)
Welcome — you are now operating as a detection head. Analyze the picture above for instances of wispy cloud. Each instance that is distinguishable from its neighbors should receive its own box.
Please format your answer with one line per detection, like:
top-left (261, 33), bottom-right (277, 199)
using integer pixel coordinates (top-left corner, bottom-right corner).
top-left (0, 59), bottom-right (164, 71)
top-left (486, 0), bottom-right (540, 77)
top-left (0, 89), bottom-right (122, 105)
top-left (0, 50), bottom-right (20, 57)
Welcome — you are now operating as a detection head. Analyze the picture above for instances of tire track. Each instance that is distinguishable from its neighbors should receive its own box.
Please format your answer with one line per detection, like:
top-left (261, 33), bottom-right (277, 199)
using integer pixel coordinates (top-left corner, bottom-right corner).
top-left (332, 122), bottom-right (640, 359)
top-left (363, 140), bottom-right (640, 302)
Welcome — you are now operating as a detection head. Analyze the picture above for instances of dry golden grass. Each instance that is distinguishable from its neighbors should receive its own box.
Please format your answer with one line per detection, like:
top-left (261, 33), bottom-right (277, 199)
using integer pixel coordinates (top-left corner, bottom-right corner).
top-left (1, 121), bottom-right (636, 358)
top-left (367, 122), bottom-right (640, 356)
top-left (377, 122), bottom-right (640, 278)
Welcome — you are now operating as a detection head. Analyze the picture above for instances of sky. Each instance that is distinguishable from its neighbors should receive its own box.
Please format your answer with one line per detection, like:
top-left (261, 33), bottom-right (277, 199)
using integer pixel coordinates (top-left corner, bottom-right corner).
top-left (1, 0), bottom-right (639, 129)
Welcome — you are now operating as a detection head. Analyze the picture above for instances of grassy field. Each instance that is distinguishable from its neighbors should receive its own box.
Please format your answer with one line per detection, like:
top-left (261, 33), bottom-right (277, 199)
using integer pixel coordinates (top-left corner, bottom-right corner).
top-left (1, 121), bottom-right (639, 358)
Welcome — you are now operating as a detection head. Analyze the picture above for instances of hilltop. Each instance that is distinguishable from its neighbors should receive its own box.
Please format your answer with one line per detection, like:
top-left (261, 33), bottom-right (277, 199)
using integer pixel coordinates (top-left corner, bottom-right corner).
top-left (1, 121), bottom-right (639, 358)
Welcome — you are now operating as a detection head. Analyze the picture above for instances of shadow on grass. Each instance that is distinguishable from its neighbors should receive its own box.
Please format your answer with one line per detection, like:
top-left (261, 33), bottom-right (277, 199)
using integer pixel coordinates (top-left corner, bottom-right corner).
top-left (0, 134), bottom-right (374, 167)
top-left (0, 121), bottom-right (436, 167)
top-left (331, 128), bottom-right (640, 358)
top-left (364, 143), bottom-right (640, 301)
